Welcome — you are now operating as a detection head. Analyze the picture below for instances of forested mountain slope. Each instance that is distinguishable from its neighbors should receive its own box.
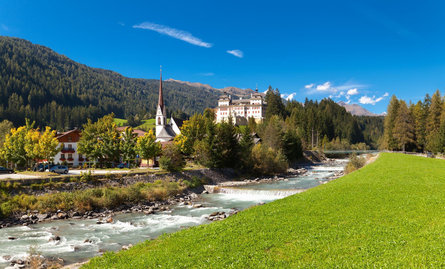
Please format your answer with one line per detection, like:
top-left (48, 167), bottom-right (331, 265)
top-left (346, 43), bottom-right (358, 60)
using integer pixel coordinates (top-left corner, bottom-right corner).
top-left (0, 36), bottom-right (222, 129)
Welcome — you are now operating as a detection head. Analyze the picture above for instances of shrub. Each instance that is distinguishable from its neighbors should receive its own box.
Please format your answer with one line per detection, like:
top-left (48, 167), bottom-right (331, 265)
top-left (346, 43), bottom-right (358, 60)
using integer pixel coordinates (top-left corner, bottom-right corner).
top-left (160, 144), bottom-right (185, 172)
top-left (345, 153), bottom-right (366, 174)
top-left (251, 144), bottom-right (288, 175)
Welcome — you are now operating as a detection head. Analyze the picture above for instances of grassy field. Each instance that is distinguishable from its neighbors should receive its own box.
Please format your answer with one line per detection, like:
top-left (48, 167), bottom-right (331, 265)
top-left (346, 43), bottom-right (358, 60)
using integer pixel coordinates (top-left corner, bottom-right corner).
top-left (84, 153), bottom-right (445, 268)
top-left (114, 118), bottom-right (169, 132)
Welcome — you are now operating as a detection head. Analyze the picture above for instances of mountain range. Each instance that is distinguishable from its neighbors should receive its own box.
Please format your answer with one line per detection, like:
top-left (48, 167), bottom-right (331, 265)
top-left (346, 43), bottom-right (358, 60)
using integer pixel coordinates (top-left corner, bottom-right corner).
top-left (337, 101), bottom-right (383, 117)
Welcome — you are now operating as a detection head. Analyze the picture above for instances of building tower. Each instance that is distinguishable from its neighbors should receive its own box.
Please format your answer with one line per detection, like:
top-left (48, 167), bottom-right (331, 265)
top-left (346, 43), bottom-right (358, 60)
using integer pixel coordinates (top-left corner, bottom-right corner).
top-left (156, 67), bottom-right (167, 136)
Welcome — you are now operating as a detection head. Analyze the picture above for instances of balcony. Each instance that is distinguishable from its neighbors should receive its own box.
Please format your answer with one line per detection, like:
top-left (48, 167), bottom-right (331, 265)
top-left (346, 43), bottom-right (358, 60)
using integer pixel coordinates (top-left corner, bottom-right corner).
top-left (67, 158), bottom-right (74, 161)
top-left (79, 157), bottom-right (85, 161)
top-left (61, 148), bottom-right (75, 153)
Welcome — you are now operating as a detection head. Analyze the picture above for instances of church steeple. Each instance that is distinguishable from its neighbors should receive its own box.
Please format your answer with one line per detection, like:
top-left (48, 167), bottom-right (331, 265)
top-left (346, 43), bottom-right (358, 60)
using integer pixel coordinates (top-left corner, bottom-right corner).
top-left (158, 66), bottom-right (165, 113)
top-left (156, 66), bottom-right (167, 136)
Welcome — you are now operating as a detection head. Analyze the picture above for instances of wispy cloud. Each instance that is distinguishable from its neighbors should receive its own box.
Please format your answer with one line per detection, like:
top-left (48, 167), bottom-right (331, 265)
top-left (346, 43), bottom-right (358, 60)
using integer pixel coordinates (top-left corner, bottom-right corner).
top-left (199, 72), bottom-right (214, 76)
top-left (316, 81), bottom-right (332, 91)
top-left (358, 92), bottom-right (389, 105)
top-left (118, 22), bottom-right (125, 27)
top-left (226, 49), bottom-right (243, 58)
top-left (347, 88), bottom-right (358, 96)
top-left (281, 93), bottom-right (297, 101)
top-left (133, 22), bottom-right (212, 48)
top-left (304, 83), bottom-right (314, 89)
top-left (1, 24), bottom-right (9, 31)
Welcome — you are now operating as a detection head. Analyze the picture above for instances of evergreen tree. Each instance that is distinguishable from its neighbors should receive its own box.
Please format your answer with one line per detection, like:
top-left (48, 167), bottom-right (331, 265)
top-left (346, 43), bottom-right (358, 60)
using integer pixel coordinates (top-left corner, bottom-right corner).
top-left (383, 95), bottom-right (400, 150)
top-left (265, 86), bottom-right (285, 120)
top-left (393, 100), bottom-right (415, 152)
top-left (426, 90), bottom-right (443, 152)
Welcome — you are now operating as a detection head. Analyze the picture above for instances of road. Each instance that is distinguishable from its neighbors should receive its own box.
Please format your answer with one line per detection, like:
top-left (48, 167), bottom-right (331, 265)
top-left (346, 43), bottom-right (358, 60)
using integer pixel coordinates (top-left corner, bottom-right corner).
top-left (0, 169), bottom-right (133, 180)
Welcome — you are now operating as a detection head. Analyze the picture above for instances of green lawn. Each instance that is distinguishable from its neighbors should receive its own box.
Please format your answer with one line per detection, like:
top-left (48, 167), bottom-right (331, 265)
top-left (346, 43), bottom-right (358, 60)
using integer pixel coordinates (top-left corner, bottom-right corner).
top-left (84, 153), bottom-right (445, 268)
top-left (114, 118), bottom-right (169, 132)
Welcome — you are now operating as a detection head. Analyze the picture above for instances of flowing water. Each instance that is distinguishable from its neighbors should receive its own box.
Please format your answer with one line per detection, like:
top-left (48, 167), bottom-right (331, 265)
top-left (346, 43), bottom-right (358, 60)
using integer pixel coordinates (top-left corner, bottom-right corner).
top-left (0, 159), bottom-right (347, 267)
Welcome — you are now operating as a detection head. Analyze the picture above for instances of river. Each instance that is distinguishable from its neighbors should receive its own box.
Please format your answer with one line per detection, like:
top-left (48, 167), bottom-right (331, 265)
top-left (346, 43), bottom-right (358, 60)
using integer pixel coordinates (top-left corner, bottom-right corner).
top-left (0, 159), bottom-right (347, 267)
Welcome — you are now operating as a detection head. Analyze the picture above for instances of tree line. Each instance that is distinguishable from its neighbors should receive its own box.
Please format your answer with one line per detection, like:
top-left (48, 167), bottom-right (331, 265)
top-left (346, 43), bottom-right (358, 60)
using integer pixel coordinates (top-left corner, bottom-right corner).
top-left (383, 90), bottom-right (445, 153)
top-left (263, 87), bottom-right (383, 150)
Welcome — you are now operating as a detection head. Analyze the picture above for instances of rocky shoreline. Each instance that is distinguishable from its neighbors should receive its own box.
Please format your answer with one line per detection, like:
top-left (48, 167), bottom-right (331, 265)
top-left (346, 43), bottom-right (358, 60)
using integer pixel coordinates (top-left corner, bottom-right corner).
top-left (0, 165), bottom-right (315, 230)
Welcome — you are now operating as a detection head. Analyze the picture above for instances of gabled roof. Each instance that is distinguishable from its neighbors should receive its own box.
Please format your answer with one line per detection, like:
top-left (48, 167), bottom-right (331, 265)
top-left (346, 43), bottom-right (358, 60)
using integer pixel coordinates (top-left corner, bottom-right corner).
top-left (56, 128), bottom-right (81, 139)
top-left (157, 125), bottom-right (176, 140)
top-left (171, 117), bottom-right (184, 129)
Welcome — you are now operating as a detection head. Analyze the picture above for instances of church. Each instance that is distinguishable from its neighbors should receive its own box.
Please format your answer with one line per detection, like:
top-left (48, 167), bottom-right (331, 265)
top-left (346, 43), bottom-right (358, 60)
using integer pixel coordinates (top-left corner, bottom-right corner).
top-left (155, 69), bottom-right (183, 142)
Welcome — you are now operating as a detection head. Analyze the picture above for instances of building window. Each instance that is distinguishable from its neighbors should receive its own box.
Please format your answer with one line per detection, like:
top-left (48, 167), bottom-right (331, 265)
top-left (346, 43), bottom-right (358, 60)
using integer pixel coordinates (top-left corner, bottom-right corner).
top-left (61, 154), bottom-right (65, 159)
top-left (68, 136), bottom-right (72, 142)
top-left (158, 117), bottom-right (161, 125)
top-left (68, 144), bottom-right (72, 149)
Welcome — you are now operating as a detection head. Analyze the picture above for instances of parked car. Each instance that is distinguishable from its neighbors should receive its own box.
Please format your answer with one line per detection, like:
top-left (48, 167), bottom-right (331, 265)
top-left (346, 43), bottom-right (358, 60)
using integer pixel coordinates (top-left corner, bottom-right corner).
top-left (116, 163), bottom-right (130, 169)
top-left (0, 166), bottom-right (14, 174)
top-left (34, 163), bottom-right (56, 172)
top-left (49, 165), bottom-right (69, 174)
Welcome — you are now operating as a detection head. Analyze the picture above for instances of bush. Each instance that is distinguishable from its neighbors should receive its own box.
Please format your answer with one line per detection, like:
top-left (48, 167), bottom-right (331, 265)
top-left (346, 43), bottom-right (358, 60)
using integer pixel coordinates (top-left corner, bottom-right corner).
top-left (160, 144), bottom-right (185, 172)
top-left (345, 153), bottom-right (366, 174)
top-left (251, 144), bottom-right (288, 175)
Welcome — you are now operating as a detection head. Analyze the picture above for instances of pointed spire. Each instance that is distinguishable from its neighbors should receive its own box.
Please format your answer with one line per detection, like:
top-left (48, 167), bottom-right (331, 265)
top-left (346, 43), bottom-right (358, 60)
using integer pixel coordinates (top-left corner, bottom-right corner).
top-left (158, 65), bottom-right (164, 111)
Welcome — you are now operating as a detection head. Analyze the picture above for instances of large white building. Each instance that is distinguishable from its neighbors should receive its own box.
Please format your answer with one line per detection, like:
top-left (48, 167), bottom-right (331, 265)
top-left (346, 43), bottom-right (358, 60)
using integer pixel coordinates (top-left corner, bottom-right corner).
top-left (216, 90), bottom-right (266, 124)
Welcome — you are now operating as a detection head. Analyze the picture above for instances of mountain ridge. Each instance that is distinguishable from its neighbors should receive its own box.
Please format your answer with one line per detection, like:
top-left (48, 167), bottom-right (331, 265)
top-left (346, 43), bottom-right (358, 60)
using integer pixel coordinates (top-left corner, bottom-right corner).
top-left (337, 101), bottom-right (382, 117)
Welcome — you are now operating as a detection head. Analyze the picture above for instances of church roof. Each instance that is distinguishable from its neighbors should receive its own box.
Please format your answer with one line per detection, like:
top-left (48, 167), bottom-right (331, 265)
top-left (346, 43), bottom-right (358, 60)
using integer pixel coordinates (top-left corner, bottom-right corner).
top-left (171, 117), bottom-right (184, 129)
top-left (157, 125), bottom-right (176, 140)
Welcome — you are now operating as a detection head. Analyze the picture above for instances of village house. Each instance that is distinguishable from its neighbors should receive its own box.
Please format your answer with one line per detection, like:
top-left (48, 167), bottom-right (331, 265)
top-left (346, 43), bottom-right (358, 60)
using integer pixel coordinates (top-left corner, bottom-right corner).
top-left (53, 128), bottom-right (85, 167)
top-left (216, 89), bottom-right (266, 124)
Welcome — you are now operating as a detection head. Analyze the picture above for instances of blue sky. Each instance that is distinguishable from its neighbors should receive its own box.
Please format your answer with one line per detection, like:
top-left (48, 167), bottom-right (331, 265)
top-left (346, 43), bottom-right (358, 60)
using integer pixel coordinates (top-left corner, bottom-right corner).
top-left (1, 0), bottom-right (445, 113)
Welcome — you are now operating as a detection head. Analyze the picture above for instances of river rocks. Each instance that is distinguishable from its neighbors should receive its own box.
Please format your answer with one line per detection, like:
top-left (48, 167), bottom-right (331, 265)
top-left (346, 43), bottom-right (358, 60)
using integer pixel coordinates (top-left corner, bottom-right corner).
top-left (121, 244), bottom-right (133, 250)
top-left (20, 215), bottom-right (29, 221)
top-left (49, 235), bottom-right (61, 241)
top-left (8, 236), bottom-right (17, 240)
top-left (3, 255), bottom-right (11, 260)
top-left (106, 217), bottom-right (113, 223)
top-left (192, 203), bottom-right (203, 208)
top-left (207, 211), bottom-right (227, 221)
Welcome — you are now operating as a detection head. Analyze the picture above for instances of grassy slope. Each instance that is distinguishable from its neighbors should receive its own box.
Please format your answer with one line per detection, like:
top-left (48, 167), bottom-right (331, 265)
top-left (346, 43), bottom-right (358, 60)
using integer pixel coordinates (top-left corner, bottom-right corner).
top-left (114, 118), bottom-right (169, 132)
top-left (84, 153), bottom-right (445, 268)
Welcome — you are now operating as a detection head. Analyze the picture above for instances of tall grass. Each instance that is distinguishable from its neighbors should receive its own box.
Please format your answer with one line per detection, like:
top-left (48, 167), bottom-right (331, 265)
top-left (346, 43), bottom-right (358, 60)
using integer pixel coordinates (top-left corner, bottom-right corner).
top-left (0, 180), bottom-right (185, 218)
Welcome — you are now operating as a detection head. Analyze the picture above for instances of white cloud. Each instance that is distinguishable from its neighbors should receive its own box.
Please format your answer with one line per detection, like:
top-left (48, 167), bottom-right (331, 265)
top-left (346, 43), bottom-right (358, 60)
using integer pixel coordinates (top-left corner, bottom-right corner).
top-left (226, 49), bottom-right (243, 58)
top-left (305, 83), bottom-right (314, 89)
top-left (316, 81), bottom-right (332, 91)
top-left (281, 93), bottom-right (297, 101)
top-left (199, 72), bottom-right (214, 76)
top-left (118, 22), bottom-right (125, 26)
top-left (347, 88), bottom-right (358, 95)
top-left (133, 22), bottom-right (212, 48)
top-left (358, 93), bottom-right (389, 105)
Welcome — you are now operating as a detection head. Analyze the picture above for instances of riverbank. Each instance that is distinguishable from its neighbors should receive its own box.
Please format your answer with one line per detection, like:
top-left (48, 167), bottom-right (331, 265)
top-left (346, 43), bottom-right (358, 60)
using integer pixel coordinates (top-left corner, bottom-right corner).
top-left (0, 159), bottom-right (318, 229)
top-left (83, 153), bottom-right (445, 268)
top-left (0, 157), bottom-right (345, 268)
